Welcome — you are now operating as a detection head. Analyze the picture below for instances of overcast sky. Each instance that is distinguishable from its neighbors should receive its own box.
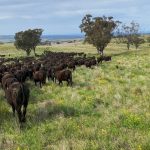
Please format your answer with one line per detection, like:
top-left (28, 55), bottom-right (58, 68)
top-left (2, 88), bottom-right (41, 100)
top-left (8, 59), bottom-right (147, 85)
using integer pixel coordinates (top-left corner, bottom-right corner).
top-left (0, 0), bottom-right (150, 35)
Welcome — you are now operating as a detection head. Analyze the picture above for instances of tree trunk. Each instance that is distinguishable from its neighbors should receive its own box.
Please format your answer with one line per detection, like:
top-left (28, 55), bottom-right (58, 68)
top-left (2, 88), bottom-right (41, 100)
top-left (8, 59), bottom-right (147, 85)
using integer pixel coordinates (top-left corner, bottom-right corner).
top-left (127, 43), bottom-right (130, 50)
top-left (100, 50), bottom-right (104, 56)
top-left (97, 49), bottom-right (101, 54)
top-left (97, 48), bottom-right (104, 56)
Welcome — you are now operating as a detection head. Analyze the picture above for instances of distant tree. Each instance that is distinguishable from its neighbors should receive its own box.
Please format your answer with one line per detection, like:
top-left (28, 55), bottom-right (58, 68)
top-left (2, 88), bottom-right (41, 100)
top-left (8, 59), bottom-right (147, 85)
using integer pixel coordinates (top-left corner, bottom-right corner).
top-left (116, 21), bottom-right (140, 50)
top-left (132, 35), bottom-right (145, 49)
top-left (80, 14), bottom-right (119, 55)
top-left (147, 36), bottom-right (150, 46)
top-left (0, 41), bottom-right (4, 45)
top-left (14, 28), bottom-right (43, 56)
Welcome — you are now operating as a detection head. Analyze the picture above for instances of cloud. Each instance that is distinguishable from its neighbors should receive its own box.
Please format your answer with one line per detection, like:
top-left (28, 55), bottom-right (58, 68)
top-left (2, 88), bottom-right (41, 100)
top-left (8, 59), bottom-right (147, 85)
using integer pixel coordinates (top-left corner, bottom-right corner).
top-left (0, 0), bottom-right (149, 34)
top-left (0, 15), bottom-right (13, 20)
top-left (20, 16), bottom-right (34, 19)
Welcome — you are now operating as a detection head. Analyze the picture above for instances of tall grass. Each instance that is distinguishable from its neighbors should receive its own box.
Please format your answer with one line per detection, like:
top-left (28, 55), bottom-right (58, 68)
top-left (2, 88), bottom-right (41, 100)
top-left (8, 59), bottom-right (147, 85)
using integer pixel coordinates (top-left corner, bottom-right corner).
top-left (0, 42), bottom-right (150, 150)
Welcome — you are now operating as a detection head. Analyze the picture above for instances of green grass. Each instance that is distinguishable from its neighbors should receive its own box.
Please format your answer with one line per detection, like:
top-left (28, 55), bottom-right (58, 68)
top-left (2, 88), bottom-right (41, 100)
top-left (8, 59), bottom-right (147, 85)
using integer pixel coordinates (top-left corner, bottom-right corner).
top-left (0, 42), bottom-right (150, 150)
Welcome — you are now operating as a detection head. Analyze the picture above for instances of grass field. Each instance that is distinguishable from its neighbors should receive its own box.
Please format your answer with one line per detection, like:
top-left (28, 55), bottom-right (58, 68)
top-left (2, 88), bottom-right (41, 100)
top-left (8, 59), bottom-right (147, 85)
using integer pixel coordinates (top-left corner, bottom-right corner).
top-left (0, 41), bottom-right (150, 150)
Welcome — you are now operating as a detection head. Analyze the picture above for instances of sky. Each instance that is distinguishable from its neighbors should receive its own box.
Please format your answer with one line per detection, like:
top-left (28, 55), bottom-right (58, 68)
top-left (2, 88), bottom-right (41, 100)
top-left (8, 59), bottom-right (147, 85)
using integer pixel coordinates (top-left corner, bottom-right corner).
top-left (0, 0), bottom-right (150, 35)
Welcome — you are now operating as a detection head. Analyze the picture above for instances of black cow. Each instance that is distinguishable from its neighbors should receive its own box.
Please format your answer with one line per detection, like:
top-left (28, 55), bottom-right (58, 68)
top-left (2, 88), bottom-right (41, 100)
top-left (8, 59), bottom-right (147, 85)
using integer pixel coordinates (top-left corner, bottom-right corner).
top-left (33, 70), bottom-right (47, 88)
top-left (54, 69), bottom-right (72, 86)
top-left (5, 82), bottom-right (30, 123)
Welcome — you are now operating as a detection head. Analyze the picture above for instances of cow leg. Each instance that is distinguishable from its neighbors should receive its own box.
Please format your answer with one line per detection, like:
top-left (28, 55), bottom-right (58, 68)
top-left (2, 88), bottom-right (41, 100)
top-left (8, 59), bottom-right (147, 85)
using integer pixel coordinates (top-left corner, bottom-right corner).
top-left (11, 104), bottom-right (15, 116)
top-left (59, 80), bottom-right (61, 85)
top-left (69, 76), bottom-right (73, 86)
top-left (68, 79), bottom-right (72, 86)
top-left (58, 80), bottom-right (60, 85)
top-left (54, 78), bottom-right (56, 83)
top-left (22, 105), bottom-right (27, 122)
top-left (67, 80), bottom-right (69, 86)
top-left (43, 79), bottom-right (46, 84)
top-left (53, 77), bottom-right (55, 82)
top-left (34, 81), bottom-right (37, 86)
top-left (40, 82), bottom-right (42, 88)
top-left (16, 107), bottom-right (22, 123)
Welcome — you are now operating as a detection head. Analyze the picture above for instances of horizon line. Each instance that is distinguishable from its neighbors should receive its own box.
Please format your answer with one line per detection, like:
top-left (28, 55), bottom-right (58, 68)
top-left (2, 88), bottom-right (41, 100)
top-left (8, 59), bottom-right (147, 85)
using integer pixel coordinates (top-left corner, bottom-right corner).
top-left (0, 32), bottom-right (150, 36)
top-left (0, 34), bottom-right (84, 36)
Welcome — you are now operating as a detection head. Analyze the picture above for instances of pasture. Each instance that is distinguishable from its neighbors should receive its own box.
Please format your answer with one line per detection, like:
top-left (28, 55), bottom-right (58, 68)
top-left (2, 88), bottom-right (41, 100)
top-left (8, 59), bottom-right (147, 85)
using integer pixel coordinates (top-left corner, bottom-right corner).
top-left (0, 41), bottom-right (150, 150)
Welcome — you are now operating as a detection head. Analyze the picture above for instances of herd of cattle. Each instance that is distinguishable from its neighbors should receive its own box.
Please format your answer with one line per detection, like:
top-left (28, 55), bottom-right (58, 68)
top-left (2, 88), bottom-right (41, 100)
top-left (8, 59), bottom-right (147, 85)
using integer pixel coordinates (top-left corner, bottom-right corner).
top-left (0, 51), bottom-right (111, 124)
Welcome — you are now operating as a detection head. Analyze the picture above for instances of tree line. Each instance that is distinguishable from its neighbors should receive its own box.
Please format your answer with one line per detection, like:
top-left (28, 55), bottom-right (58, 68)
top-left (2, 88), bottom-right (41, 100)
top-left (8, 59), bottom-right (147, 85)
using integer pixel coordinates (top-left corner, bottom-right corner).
top-left (14, 14), bottom-right (149, 56)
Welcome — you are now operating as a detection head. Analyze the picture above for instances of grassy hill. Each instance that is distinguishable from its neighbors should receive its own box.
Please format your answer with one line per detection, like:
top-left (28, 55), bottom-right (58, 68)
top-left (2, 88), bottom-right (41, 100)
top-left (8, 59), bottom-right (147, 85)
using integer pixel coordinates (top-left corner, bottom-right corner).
top-left (0, 42), bottom-right (150, 150)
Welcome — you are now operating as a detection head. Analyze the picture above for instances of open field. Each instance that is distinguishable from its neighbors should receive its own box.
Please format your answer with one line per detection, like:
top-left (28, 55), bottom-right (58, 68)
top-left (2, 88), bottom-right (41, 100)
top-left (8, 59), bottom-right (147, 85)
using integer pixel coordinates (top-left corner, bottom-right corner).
top-left (0, 42), bottom-right (150, 150)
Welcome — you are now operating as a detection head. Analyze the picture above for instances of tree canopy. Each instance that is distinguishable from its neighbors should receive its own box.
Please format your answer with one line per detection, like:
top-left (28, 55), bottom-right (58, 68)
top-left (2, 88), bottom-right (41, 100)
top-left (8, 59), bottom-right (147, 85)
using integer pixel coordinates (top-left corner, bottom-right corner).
top-left (80, 14), bottom-right (119, 55)
top-left (14, 28), bottom-right (43, 56)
